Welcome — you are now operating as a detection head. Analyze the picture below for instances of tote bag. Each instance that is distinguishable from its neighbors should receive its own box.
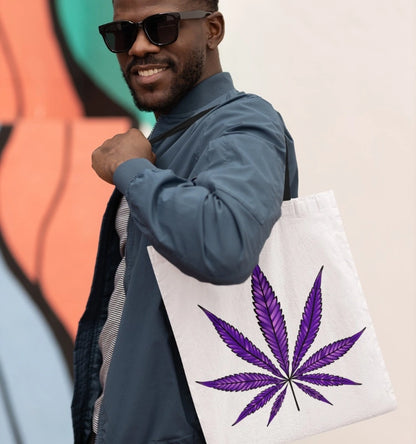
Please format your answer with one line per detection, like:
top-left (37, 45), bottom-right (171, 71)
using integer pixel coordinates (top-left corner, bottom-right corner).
top-left (148, 190), bottom-right (396, 443)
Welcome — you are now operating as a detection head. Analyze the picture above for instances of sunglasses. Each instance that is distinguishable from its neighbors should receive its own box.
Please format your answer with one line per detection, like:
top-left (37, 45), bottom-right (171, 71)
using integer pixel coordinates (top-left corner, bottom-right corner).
top-left (99, 10), bottom-right (212, 53)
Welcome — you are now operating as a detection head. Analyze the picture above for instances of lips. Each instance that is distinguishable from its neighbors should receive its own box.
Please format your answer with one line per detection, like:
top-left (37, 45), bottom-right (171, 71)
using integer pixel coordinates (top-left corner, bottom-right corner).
top-left (137, 67), bottom-right (167, 77)
top-left (130, 62), bottom-right (169, 75)
top-left (127, 64), bottom-right (169, 87)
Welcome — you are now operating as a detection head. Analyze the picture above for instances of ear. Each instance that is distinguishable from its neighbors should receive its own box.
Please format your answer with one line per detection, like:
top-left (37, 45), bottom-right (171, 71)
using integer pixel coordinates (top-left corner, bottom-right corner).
top-left (205, 12), bottom-right (225, 49)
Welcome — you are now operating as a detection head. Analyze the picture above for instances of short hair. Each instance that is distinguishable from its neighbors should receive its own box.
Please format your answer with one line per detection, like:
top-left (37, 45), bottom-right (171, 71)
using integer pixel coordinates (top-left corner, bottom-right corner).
top-left (205, 0), bottom-right (219, 11)
top-left (197, 0), bottom-right (218, 12)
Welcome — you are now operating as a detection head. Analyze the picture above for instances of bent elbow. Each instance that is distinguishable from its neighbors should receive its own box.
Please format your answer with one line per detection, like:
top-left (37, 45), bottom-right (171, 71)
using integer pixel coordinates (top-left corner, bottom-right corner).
top-left (194, 248), bottom-right (259, 285)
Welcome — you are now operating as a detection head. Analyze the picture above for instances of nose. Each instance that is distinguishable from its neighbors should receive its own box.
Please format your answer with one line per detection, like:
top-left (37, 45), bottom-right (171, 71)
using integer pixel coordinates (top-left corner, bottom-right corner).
top-left (128, 26), bottom-right (161, 58)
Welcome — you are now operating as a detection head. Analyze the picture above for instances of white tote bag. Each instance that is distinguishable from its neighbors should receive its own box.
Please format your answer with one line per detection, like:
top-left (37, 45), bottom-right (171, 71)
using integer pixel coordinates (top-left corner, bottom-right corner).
top-left (148, 190), bottom-right (396, 443)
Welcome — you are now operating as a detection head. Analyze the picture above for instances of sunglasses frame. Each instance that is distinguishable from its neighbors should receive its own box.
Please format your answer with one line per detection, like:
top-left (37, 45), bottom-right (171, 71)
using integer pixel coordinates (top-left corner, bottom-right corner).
top-left (99, 10), bottom-right (212, 53)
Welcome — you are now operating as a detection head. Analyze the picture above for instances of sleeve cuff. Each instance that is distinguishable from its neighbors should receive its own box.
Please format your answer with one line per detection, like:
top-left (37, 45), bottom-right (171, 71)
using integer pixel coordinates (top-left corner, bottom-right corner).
top-left (113, 158), bottom-right (156, 195)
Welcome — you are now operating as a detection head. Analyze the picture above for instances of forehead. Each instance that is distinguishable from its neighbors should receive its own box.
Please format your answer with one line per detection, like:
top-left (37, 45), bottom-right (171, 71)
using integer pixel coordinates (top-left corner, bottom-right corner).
top-left (113, 0), bottom-right (196, 20)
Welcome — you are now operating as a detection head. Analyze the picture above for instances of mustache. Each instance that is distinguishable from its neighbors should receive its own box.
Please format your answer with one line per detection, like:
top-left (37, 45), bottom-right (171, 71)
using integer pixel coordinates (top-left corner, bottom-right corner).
top-left (126, 56), bottom-right (174, 73)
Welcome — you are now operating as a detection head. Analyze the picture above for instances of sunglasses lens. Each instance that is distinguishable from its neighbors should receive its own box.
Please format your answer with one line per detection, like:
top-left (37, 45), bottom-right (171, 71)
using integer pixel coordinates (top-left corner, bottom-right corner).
top-left (99, 13), bottom-right (181, 52)
top-left (102, 22), bottom-right (137, 52)
top-left (145, 13), bottom-right (179, 45)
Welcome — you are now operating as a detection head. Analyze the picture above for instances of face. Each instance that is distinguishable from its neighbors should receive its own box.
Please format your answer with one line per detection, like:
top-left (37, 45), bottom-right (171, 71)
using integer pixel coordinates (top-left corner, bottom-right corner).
top-left (113, 0), bottom-right (216, 116)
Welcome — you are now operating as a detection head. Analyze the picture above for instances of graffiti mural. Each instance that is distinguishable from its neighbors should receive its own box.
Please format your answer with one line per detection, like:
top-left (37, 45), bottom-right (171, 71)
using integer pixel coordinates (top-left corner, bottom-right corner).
top-left (0, 1), bottom-right (152, 442)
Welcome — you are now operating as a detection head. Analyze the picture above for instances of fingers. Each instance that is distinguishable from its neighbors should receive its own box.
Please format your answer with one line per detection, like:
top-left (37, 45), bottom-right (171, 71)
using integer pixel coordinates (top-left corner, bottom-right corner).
top-left (91, 129), bottom-right (156, 184)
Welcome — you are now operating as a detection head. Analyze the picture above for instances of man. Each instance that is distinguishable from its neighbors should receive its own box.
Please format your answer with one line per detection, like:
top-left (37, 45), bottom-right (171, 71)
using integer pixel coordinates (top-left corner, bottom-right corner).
top-left (72, 0), bottom-right (298, 443)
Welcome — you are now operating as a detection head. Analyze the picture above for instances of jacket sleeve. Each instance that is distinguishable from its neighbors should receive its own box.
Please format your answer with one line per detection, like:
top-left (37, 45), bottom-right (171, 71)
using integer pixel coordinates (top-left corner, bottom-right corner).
top-left (113, 108), bottom-right (287, 285)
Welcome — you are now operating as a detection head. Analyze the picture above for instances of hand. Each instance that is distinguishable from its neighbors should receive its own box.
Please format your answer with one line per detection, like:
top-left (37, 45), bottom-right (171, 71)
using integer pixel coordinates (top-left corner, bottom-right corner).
top-left (92, 128), bottom-right (156, 184)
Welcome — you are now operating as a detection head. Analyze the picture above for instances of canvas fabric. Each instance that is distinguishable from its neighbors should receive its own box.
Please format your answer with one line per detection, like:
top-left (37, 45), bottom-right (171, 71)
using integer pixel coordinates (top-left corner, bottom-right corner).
top-left (148, 190), bottom-right (396, 444)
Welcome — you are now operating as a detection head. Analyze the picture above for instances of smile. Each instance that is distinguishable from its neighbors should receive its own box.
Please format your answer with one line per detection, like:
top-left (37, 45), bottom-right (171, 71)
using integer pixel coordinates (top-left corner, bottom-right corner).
top-left (138, 67), bottom-right (167, 77)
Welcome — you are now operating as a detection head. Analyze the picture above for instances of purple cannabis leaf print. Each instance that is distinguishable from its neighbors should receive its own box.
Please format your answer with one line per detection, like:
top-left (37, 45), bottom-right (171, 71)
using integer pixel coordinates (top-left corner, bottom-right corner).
top-left (197, 266), bottom-right (365, 426)
top-left (252, 267), bottom-right (290, 376)
top-left (291, 267), bottom-right (323, 373)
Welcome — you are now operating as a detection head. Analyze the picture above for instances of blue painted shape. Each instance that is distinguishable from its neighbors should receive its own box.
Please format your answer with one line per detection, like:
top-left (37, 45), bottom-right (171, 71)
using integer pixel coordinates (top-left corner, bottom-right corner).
top-left (0, 251), bottom-right (73, 444)
top-left (0, 389), bottom-right (16, 444)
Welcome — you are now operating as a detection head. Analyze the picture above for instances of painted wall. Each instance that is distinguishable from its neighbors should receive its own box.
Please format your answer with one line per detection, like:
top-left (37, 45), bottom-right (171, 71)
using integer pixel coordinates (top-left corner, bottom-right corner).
top-left (0, 0), bottom-right (414, 443)
top-left (220, 1), bottom-right (415, 443)
top-left (0, 1), bottom-right (138, 442)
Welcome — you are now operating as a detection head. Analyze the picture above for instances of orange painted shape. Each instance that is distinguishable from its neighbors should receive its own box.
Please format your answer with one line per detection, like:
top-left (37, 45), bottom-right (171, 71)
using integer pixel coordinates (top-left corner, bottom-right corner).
top-left (40, 117), bottom-right (131, 338)
top-left (0, 0), bottom-right (83, 118)
top-left (0, 35), bottom-right (18, 122)
top-left (0, 120), bottom-right (67, 282)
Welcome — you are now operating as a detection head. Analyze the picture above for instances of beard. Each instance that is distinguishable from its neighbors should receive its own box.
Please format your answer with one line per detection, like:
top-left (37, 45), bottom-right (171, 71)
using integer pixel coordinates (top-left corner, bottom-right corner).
top-left (123, 47), bottom-right (206, 115)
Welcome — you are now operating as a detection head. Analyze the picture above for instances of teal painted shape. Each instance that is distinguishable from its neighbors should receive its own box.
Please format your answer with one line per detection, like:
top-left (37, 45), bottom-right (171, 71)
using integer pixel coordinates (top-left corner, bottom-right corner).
top-left (54, 0), bottom-right (155, 127)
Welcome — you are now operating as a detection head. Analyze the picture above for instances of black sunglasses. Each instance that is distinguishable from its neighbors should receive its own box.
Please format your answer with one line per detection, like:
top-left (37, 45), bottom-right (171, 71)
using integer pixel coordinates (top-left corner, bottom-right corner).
top-left (99, 10), bottom-right (212, 53)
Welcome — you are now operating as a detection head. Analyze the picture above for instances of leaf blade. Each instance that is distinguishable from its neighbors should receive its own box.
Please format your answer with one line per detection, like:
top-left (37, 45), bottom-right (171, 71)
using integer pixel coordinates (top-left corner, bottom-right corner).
top-left (296, 373), bottom-right (361, 387)
top-left (295, 328), bottom-right (366, 376)
top-left (292, 267), bottom-right (323, 373)
top-left (199, 305), bottom-right (284, 377)
top-left (252, 265), bottom-right (290, 375)
top-left (232, 382), bottom-right (285, 426)
top-left (197, 373), bottom-right (283, 392)
top-left (268, 386), bottom-right (288, 426)
top-left (294, 381), bottom-right (332, 405)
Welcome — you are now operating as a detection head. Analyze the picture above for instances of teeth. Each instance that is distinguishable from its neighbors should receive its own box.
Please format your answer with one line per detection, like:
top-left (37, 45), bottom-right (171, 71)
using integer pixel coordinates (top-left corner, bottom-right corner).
top-left (137, 68), bottom-right (165, 77)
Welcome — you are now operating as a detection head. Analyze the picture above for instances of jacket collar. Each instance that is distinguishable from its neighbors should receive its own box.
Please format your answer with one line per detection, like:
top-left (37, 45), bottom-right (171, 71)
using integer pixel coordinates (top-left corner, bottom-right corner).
top-left (156, 72), bottom-right (235, 121)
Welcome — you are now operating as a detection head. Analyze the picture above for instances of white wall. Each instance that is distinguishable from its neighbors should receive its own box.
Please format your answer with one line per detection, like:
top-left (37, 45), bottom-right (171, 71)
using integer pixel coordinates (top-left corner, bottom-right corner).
top-left (220, 1), bottom-right (415, 442)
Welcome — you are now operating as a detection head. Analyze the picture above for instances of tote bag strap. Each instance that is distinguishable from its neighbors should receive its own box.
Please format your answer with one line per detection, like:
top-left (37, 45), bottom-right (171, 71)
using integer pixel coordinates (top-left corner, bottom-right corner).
top-left (149, 107), bottom-right (215, 145)
top-left (283, 135), bottom-right (291, 201)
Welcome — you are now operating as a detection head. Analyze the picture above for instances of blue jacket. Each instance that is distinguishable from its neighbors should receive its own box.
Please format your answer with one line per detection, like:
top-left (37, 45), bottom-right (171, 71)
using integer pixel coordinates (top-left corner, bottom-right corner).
top-left (72, 73), bottom-right (298, 444)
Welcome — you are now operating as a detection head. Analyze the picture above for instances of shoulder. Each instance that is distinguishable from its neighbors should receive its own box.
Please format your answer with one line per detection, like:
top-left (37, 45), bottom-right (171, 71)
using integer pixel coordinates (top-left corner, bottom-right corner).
top-left (212, 90), bottom-right (282, 119)
top-left (202, 91), bottom-right (287, 145)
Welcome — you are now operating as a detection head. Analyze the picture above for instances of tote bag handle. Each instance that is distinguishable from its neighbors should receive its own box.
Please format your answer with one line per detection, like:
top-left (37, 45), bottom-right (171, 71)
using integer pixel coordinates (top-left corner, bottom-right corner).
top-left (283, 136), bottom-right (292, 201)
